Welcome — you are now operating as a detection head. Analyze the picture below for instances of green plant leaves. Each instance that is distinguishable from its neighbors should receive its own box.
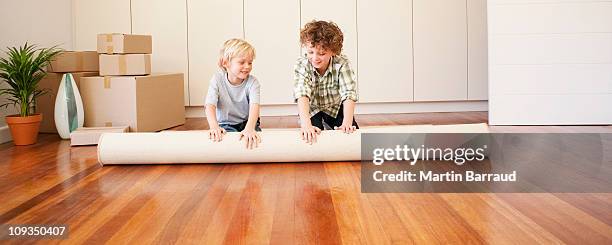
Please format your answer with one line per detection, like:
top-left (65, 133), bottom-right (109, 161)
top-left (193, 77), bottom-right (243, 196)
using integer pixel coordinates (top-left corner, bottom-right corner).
top-left (0, 43), bottom-right (63, 116)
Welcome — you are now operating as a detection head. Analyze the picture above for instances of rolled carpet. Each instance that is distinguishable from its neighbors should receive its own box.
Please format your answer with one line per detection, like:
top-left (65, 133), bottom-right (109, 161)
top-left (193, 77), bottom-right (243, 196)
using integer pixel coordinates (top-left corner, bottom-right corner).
top-left (97, 123), bottom-right (489, 165)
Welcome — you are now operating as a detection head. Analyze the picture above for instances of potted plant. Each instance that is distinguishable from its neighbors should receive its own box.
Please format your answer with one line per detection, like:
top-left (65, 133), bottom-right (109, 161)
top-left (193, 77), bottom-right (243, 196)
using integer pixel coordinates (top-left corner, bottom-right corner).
top-left (0, 43), bottom-right (61, 145)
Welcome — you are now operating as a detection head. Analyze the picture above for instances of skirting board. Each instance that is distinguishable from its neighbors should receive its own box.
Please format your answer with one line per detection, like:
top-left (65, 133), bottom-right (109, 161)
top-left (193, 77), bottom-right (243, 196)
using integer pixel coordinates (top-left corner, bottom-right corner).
top-left (0, 126), bottom-right (11, 144)
top-left (186, 101), bottom-right (488, 117)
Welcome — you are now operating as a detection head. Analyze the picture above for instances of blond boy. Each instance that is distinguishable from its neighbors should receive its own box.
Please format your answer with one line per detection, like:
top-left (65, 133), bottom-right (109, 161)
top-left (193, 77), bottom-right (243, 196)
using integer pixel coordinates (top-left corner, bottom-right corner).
top-left (205, 39), bottom-right (261, 149)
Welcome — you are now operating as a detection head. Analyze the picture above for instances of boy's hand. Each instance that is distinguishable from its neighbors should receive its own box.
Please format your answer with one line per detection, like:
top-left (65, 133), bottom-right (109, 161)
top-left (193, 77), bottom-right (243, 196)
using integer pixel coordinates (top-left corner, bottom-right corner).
top-left (208, 126), bottom-right (226, 142)
top-left (334, 122), bottom-right (357, 134)
top-left (300, 125), bottom-right (321, 144)
top-left (239, 129), bottom-right (261, 149)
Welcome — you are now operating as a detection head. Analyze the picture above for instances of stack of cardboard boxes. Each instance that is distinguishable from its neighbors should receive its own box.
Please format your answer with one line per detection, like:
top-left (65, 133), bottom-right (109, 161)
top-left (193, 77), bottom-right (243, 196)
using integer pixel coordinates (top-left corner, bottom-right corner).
top-left (79, 33), bottom-right (186, 134)
top-left (40, 34), bottom-right (186, 146)
top-left (39, 51), bottom-right (99, 133)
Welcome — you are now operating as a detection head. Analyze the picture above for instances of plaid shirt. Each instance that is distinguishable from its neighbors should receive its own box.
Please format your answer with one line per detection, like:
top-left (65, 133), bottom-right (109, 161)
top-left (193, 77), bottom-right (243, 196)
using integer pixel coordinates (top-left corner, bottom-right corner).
top-left (293, 54), bottom-right (359, 118)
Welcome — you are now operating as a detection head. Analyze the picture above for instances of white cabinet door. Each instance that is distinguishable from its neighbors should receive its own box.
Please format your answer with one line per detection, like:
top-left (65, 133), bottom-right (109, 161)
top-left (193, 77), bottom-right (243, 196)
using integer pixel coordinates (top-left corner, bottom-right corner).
top-left (468, 0), bottom-right (488, 100)
top-left (187, 0), bottom-right (243, 106)
top-left (245, 0), bottom-right (301, 104)
top-left (413, 0), bottom-right (467, 101)
top-left (301, 0), bottom-right (358, 73)
top-left (73, 0), bottom-right (131, 51)
top-left (132, 0), bottom-right (189, 105)
top-left (358, 0), bottom-right (413, 102)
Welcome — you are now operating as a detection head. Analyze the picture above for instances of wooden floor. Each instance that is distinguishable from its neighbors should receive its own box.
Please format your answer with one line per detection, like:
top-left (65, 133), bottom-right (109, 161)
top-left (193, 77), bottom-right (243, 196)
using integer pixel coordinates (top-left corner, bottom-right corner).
top-left (1, 112), bottom-right (611, 244)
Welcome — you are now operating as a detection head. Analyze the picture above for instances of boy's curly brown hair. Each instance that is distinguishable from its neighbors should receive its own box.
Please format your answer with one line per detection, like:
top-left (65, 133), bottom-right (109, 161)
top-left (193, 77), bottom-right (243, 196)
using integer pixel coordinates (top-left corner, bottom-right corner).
top-left (300, 20), bottom-right (344, 54)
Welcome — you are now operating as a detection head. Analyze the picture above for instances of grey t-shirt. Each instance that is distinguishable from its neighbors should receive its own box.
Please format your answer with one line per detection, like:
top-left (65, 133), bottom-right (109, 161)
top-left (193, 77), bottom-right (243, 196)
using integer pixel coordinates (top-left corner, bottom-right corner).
top-left (205, 70), bottom-right (261, 125)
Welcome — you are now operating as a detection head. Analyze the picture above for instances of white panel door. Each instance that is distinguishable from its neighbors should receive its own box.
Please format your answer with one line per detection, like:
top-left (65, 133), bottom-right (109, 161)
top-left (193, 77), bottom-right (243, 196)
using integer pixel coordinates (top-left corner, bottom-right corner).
top-left (132, 0), bottom-right (189, 105)
top-left (467, 0), bottom-right (488, 100)
top-left (188, 0), bottom-right (243, 106)
top-left (301, 0), bottom-right (358, 73)
top-left (413, 0), bottom-right (467, 101)
top-left (357, 0), bottom-right (413, 102)
top-left (245, 0), bottom-right (300, 104)
top-left (488, 1), bottom-right (612, 125)
top-left (73, 0), bottom-right (131, 50)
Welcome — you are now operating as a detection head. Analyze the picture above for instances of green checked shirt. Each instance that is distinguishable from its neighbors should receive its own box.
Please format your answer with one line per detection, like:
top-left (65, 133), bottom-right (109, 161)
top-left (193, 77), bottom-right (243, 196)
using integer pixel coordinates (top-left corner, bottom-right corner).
top-left (293, 54), bottom-right (359, 118)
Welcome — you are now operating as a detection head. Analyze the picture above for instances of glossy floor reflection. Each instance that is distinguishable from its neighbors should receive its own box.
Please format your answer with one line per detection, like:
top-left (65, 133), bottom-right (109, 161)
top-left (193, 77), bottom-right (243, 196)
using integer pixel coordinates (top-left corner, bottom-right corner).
top-left (0, 112), bottom-right (611, 244)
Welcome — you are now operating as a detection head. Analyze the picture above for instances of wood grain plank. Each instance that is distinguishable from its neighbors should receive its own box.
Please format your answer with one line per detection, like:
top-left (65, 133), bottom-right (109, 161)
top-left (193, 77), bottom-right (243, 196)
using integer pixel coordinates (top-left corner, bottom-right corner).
top-left (0, 112), bottom-right (610, 244)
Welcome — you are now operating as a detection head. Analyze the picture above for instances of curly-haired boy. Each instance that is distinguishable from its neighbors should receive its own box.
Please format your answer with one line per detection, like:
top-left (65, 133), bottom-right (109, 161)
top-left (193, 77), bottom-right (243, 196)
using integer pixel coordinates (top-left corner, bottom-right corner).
top-left (293, 20), bottom-right (359, 144)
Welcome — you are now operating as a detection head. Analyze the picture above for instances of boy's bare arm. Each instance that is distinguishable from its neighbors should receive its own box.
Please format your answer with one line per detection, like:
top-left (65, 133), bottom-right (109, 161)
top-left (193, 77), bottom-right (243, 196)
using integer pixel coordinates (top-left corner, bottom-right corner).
top-left (297, 97), bottom-right (312, 127)
top-left (336, 99), bottom-right (357, 133)
top-left (245, 104), bottom-right (260, 131)
top-left (205, 104), bottom-right (220, 128)
top-left (205, 104), bottom-right (225, 141)
top-left (342, 99), bottom-right (356, 124)
top-left (238, 103), bottom-right (261, 149)
top-left (297, 96), bottom-right (321, 144)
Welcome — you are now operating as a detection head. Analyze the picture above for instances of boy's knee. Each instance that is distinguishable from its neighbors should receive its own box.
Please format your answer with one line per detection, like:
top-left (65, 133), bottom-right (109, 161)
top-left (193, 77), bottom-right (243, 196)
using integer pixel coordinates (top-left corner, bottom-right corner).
top-left (220, 125), bottom-right (238, 132)
top-left (308, 116), bottom-right (324, 130)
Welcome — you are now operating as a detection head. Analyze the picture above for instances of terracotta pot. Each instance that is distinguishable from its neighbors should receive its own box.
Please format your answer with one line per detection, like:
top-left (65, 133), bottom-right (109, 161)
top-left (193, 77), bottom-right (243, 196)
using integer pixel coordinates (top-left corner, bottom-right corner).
top-left (5, 113), bottom-right (43, 146)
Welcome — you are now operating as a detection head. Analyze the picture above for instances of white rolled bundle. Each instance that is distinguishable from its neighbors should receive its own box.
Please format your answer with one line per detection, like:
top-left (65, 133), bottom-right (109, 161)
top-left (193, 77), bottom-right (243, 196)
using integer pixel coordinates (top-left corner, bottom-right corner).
top-left (97, 124), bottom-right (489, 165)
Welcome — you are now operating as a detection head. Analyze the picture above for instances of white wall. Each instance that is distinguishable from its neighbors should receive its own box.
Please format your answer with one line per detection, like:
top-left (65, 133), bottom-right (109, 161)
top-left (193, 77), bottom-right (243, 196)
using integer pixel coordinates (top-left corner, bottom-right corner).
top-left (488, 0), bottom-right (612, 125)
top-left (358, 0), bottom-right (413, 102)
top-left (0, 0), bottom-right (73, 144)
top-left (468, 0), bottom-right (488, 100)
top-left (245, 0), bottom-right (300, 104)
top-left (74, 1), bottom-right (489, 110)
top-left (131, 0), bottom-right (189, 105)
top-left (73, 0), bottom-right (131, 50)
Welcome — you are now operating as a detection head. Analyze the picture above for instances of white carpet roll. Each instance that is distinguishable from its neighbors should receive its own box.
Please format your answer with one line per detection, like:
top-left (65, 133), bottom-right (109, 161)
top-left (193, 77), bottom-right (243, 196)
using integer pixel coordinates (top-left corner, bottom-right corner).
top-left (97, 124), bottom-right (489, 165)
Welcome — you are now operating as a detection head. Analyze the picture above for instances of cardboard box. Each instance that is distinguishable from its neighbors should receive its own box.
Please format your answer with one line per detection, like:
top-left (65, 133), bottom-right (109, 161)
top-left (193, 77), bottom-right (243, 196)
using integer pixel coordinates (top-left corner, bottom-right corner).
top-left (70, 126), bottom-right (129, 146)
top-left (48, 51), bottom-right (99, 72)
top-left (37, 72), bottom-right (99, 133)
top-left (99, 54), bottom-right (151, 76)
top-left (80, 73), bottom-right (185, 132)
top-left (97, 33), bottom-right (152, 54)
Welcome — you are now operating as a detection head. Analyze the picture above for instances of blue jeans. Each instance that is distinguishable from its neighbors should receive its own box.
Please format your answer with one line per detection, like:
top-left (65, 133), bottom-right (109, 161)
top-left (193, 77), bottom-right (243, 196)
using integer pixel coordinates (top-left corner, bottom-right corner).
top-left (219, 118), bottom-right (261, 132)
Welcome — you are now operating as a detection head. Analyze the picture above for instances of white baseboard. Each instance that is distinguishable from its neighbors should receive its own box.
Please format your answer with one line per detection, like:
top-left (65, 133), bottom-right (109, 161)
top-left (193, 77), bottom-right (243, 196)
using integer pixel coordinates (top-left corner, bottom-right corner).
top-left (0, 126), bottom-right (11, 144)
top-left (186, 101), bottom-right (488, 118)
top-left (1, 101), bottom-right (487, 143)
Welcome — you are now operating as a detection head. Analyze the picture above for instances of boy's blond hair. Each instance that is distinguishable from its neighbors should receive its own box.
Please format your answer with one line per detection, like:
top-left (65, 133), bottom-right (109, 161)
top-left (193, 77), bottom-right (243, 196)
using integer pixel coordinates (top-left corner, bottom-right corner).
top-left (218, 38), bottom-right (256, 70)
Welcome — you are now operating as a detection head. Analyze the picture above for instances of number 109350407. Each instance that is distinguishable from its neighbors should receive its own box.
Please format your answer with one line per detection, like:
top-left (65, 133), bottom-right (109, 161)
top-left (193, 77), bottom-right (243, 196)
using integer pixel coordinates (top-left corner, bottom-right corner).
top-left (1, 224), bottom-right (68, 240)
